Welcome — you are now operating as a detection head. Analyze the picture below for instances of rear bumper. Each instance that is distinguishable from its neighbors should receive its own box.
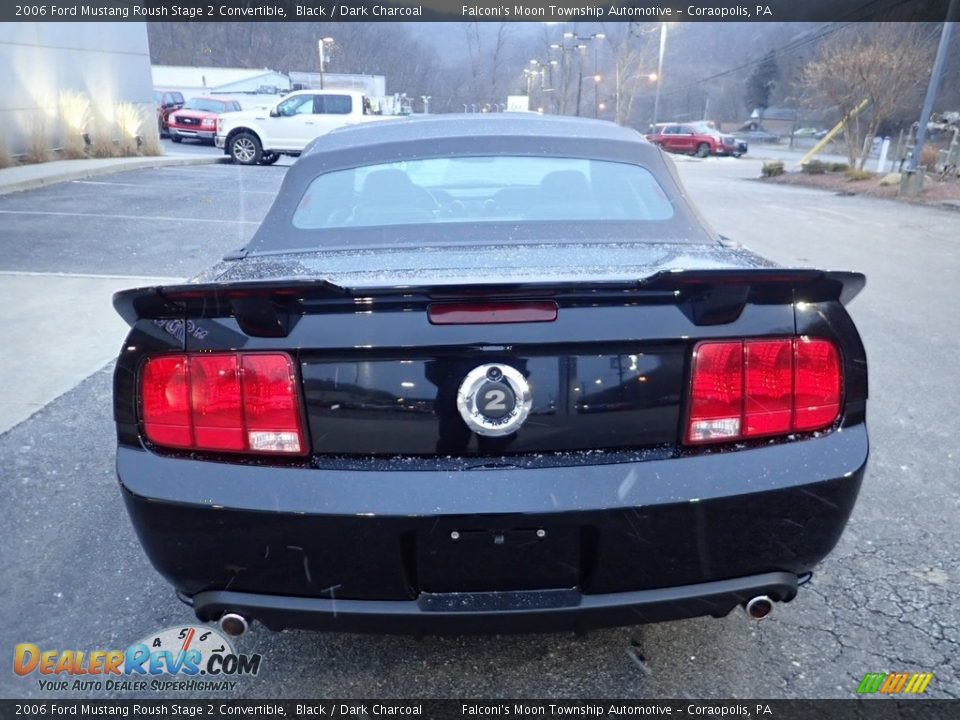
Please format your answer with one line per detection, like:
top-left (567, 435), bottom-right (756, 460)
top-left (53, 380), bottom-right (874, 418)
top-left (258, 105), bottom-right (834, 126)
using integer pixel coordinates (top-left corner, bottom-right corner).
top-left (118, 423), bottom-right (867, 633)
top-left (215, 135), bottom-right (226, 149)
top-left (192, 572), bottom-right (799, 634)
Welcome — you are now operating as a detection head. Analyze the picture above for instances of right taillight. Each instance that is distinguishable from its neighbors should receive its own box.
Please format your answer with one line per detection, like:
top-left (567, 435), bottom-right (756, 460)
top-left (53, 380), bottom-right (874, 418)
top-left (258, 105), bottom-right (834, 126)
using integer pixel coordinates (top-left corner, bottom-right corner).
top-left (140, 352), bottom-right (306, 455)
top-left (686, 337), bottom-right (841, 445)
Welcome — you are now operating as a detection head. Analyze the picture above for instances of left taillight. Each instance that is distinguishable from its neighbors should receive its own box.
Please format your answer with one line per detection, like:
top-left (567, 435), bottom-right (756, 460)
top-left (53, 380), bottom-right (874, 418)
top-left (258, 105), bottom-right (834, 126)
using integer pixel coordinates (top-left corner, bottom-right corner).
top-left (685, 337), bottom-right (841, 445)
top-left (140, 352), bottom-right (306, 455)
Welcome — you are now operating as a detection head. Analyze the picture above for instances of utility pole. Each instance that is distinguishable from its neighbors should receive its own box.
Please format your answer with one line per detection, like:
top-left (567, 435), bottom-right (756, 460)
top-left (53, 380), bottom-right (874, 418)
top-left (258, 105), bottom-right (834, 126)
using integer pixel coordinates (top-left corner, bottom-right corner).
top-left (652, 22), bottom-right (669, 126)
top-left (901, 0), bottom-right (958, 197)
top-left (317, 37), bottom-right (334, 90)
top-left (551, 32), bottom-right (603, 117)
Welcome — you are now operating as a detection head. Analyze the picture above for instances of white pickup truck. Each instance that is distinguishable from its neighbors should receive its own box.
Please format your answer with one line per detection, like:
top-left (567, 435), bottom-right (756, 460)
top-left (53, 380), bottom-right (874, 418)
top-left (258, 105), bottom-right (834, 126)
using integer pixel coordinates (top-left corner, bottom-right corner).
top-left (215, 89), bottom-right (395, 165)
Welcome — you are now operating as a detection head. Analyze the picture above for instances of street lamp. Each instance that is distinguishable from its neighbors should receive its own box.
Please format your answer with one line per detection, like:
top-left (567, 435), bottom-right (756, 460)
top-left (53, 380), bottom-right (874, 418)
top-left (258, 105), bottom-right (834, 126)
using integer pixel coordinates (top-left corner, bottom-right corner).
top-left (317, 36), bottom-right (334, 89)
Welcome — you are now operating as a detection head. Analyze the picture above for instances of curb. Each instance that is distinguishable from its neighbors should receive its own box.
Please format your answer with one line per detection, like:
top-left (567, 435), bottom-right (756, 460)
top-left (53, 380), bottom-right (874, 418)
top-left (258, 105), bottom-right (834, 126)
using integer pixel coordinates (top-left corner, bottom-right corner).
top-left (0, 155), bottom-right (230, 196)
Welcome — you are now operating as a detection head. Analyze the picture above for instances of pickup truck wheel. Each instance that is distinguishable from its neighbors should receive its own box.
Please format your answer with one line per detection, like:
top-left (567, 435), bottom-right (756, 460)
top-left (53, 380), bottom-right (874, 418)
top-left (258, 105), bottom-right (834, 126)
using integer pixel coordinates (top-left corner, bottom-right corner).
top-left (696, 142), bottom-right (710, 158)
top-left (229, 132), bottom-right (262, 165)
top-left (170, 134), bottom-right (182, 144)
top-left (259, 152), bottom-right (280, 166)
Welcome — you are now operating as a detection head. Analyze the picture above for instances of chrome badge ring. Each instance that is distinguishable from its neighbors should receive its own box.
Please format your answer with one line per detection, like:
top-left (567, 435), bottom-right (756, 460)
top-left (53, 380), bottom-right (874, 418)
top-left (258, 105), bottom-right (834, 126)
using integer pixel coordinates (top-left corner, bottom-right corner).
top-left (456, 364), bottom-right (532, 437)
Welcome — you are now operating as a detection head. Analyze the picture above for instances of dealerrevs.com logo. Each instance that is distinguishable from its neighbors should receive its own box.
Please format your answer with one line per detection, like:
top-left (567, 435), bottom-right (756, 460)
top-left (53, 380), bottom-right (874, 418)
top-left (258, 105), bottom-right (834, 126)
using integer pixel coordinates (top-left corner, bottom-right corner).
top-left (857, 672), bottom-right (934, 695)
top-left (13, 626), bottom-right (262, 693)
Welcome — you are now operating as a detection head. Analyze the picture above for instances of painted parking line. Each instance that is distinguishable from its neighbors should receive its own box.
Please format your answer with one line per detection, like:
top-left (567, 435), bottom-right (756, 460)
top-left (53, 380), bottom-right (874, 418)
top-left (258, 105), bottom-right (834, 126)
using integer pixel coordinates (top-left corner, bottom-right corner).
top-left (0, 209), bottom-right (259, 224)
top-left (0, 270), bottom-right (183, 281)
top-left (0, 272), bottom-right (183, 435)
top-left (71, 180), bottom-right (279, 195)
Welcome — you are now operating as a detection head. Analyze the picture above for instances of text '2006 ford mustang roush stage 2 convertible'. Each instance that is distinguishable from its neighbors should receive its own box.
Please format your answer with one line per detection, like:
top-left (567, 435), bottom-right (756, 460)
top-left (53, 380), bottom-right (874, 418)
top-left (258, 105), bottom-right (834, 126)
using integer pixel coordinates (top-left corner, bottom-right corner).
top-left (113, 115), bottom-right (867, 636)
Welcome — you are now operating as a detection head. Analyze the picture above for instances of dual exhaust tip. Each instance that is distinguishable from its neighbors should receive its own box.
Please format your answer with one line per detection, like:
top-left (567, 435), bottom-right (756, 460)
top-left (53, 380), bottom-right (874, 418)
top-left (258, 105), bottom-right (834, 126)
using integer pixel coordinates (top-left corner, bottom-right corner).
top-left (219, 613), bottom-right (250, 637)
top-left (744, 595), bottom-right (774, 620)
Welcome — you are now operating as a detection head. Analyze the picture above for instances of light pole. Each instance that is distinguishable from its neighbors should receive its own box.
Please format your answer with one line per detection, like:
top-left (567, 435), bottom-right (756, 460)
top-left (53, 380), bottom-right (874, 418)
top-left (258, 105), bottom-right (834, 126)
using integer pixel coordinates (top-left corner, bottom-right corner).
top-left (652, 23), bottom-right (669, 126)
top-left (317, 36), bottom-right (334, 89)
top-left (593, 74), bottom-right (602, 117)
top-left (551, 32), bottom-right (603, 117)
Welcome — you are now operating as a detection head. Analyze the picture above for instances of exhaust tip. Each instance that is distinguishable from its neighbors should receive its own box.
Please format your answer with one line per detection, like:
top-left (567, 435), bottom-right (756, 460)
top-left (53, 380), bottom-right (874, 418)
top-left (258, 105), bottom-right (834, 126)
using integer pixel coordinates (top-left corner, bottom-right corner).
top-left (745, 595), bottom-right (774, 620)
top-left (219, 613), bottom-right (250, 637)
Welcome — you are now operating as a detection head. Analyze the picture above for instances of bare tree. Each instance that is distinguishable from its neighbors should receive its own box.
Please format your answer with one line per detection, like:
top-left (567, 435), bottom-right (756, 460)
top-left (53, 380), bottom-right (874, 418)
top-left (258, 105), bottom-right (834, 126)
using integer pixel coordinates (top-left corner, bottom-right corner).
top-left (800, 23), bottom-right (932, 168)
top-left (463, 22), bottom-right (516, 107)
top-left (602, 23), bottom-right (658, 126)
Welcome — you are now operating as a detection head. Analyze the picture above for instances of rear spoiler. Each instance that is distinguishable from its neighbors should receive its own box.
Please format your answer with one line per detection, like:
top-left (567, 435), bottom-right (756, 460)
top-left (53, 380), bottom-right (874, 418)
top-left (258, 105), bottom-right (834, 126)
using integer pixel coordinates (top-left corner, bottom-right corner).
top-left (113, 268), bottom-right (865, 334)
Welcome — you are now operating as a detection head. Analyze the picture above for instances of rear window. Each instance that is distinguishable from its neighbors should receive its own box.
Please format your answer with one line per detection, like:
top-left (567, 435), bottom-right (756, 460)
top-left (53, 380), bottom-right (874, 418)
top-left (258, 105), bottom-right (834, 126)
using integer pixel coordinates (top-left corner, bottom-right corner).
top-left (319, 95), bottom-right (353, 114)
top-left (292, 156), bottom-right (674, 230)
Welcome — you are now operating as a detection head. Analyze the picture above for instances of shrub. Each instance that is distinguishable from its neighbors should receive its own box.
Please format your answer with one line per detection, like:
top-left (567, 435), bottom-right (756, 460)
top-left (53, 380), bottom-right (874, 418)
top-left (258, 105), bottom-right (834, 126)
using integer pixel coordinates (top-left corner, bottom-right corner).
top-left (139, 106), bottom-right (162, 157)
top-left (844, 168), bottom-right (873, 181)
top-left (23, 113), bottom-right (54, 164)
top-left (761, 161), bottom-right (785, 177)
top-left (88, 113), bottom-right (118, 158)
top-left (0, 132), bottom-right (12, 169)
top-left (59, 91), bottom-right (91, 159)
top-left (802, 160), bottom-right (827, 174)
top-left (115, 103), bottom-right (142, 156)
top-left (919, 144), bottom-right (938, 171)
top-left (828, 162), bottom-right (850, 172)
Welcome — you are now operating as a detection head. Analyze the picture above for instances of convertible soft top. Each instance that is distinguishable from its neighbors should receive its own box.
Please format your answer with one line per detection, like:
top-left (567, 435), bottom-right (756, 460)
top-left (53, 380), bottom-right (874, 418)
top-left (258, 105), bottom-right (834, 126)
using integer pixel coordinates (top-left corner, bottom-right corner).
top-left (241, 114), bottom-right (720, 255)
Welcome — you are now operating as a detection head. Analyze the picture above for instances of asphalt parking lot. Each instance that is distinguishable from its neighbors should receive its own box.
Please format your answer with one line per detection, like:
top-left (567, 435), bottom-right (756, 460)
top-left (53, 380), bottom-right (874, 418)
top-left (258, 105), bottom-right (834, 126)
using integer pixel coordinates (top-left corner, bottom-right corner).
top-left (0, 144), bottom-right (957, 700)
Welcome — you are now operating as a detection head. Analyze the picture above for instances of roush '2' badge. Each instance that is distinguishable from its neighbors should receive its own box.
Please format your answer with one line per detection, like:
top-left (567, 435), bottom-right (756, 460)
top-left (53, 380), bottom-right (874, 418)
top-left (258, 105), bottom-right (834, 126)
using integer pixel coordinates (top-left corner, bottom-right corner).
top-left (456, 364), bottom-right (532, 437)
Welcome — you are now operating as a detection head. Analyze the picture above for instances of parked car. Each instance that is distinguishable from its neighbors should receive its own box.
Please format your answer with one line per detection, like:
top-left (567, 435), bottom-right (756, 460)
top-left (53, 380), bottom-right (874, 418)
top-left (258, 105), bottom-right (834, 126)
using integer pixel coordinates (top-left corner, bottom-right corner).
top-left (113, 115), bottom-right (868, 635)
top-left (740, 128), bottom-right (782, 144)
top-left (646, 122), bottom-right (742, 157)
top-left (215, 89), bottom-right (395, 166)
top-left (168, 97), bottom-right (242, 145)
top-left (154, 89), bottom-right (185, 138)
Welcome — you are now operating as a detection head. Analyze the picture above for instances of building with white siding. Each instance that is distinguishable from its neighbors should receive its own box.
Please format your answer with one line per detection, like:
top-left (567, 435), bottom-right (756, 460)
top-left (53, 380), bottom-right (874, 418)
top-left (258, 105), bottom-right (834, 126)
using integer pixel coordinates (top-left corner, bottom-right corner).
top-left (0, 23), bottom-right (153, 157)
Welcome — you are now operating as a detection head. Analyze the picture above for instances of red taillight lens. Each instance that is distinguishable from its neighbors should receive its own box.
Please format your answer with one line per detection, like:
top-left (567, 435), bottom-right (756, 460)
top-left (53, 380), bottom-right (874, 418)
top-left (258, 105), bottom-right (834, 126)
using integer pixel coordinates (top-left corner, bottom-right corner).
top-left (688, 341), bottom-right (743, 442)
top-left (241, 354), bottom-right (304, 454)
top-left (744, 339), bottom-right (793, 437)
top-left (793, 338), bottom-right (841, 431)
top-left (141, 356), bottom-right (191, 448)
top-left (190, 354), bottom-right (244, 451)
top-left (686, 337), bottom-right (841, 445)
top-left (140, 352), bottom-right (305, 455)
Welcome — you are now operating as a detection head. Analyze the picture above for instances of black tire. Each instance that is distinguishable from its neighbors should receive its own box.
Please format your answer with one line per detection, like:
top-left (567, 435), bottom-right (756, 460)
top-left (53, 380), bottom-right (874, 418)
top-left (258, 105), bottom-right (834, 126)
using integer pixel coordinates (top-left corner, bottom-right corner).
top-left (170, 134), bottom-right (182, 144)
top-left (229, 131), bottom-right (262, 166)
top-left (696, 142), bottom-right (710, 158)
top-left (259, 152), bottom-right (280, 166)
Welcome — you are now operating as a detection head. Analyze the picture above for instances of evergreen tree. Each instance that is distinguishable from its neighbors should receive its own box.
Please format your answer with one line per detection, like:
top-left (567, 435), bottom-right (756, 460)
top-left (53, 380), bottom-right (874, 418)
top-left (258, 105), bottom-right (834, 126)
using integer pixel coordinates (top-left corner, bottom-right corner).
top-left (746, 51), bottom-right (779, 119)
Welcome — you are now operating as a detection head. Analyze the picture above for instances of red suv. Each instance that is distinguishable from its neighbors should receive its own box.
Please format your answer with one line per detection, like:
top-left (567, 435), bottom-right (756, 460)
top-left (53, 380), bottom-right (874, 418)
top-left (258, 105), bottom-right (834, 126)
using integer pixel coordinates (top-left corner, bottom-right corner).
top-left (646, 122), bottom-right (743, 158)
top-left (168, 97), bottom-right (242, 145)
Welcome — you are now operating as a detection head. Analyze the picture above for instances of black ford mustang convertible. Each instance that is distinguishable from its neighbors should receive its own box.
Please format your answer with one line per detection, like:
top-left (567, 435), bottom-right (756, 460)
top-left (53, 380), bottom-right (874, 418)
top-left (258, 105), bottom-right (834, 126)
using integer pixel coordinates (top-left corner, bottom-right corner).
top-left (113, 115), bottom-right (868, 636)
